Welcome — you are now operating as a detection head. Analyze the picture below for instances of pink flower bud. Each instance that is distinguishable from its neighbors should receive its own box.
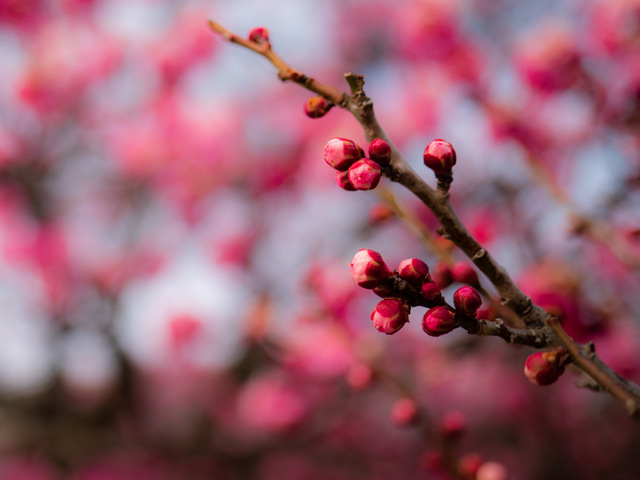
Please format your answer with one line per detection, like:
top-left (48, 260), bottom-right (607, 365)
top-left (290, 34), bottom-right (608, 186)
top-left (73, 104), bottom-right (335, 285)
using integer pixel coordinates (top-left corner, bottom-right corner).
top-left (452, 262), bottom-right (479, 286)
top-left (248, 27), bottom-right (270, 44)
top-left (335, 170), bottom-right (356, 191)
top-left (432, 263), bottom-right (454, 289)
top-left (524, 349), bottom-right (568, 386)
top-left (397, 258), bottom-right (430, 287)
top-left (349, 249), bottom-right (392, 289)
top-left (371, 298), bottom-right (409, 334)
top-left (422, 306), bottom-right (456, 337)
top-left (390, 397), bottom-right (419, 426)
top-left (368, 138), bottom-right (391, 166)
top-left (423, 139), bottom-right (456, 175)
top-left (304, 96), bottom-right (332, 118)
top-left (453, 286), bottom-right (482, 316)
top-left (324, 137), bottom-right (362, 171)
top-left (440, 410), bottom-right (467, 440)
top-left (346, 362), bottom-right (374, 391)
top-left (347, 158), bottom-right (381, 191)
top-left (421, 281), bottom-right (442, 304)
top-left (476, 461), bottom-right (509, 480)
top-left (369, 203), bottom-right (395, 223)
top-left (459, 453), bottom-right (484, 480)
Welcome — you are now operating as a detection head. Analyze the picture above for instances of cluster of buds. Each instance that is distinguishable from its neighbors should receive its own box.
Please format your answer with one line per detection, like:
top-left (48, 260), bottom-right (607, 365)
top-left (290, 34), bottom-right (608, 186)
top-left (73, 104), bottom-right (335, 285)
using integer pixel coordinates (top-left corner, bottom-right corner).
top-left (349, 249), bottom-right (484, 337)
top-left (524, 348), bottom-right (570, 386)
top-left (324, 137), bottom-right (391, 191)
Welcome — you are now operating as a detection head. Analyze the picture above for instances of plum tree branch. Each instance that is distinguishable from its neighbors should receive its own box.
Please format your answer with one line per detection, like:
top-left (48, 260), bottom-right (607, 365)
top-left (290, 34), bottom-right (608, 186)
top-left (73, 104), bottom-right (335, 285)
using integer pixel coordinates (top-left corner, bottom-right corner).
top-left (208, 21), bottom-right (640, 421)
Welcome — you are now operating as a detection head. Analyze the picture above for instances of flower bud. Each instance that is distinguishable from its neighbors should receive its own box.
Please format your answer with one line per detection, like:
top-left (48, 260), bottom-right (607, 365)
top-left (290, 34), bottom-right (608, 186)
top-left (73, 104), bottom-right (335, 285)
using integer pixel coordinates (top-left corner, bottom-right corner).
top-left (432, 263), bottom-right (454, 289)
top-left (423, 139), bottom-right (456, 175)
top-left (397, 258), bottom-right (430, 288)
top-left (421, 281), bottom-right (442, 304)
top-left (346, 362), bottom-right (374, 391)
top-left (304, 96), bottom-right (332, 118)
top-left (371, 299), bottom-right (409, 335)
top-left (524, 348), bottom-right (568, 386)
top-left (369, 203), bottom-right (395, 223)
top-left (390, 397), bottom-right (419, 426)
top-left (349, 249), bottom-right (392, 289)
top-left (348, 158), bottom-right (381, 191)
top-left (335, 170), bottom-right (355, 191)
top-left (248, 27), bottom-right (270, 45)
top-left (453, 286), bottom-right (482, 316)
top-left (368, 138), bottom-right (391, 166)
top-left (452, 262), bottom-right (479, 286)
top-left (440, 410), bottom-right (467, 440)
top-left (422, 306), bottom-right (456, 337)
top-left (476, 461), bottom-right (509, 480)
top-left (324, 137), bottom-right (362, 171)
top-left (459, 453), bottom-right (484, 480)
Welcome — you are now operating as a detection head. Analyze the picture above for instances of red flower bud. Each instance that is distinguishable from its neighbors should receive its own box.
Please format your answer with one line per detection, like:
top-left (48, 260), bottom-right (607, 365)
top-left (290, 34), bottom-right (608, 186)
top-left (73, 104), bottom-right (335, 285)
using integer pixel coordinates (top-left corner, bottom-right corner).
top-left (453, 286), bottom-right (482, 316)
top-left (324, 137), bottom-right (362, 171)
top-left (422, 306), bottom-right (457, 336)
top-left (423, 139), bottom-right (456, 175)
top-left (390, 397), bottom-right (419, 426)
top-left (421, 282), bottom-right (442, 304)
top-left (248, 27), bottom-right (270, 45)
top-left (349, 249), bottom-right (392, 289)
top-left (459, 453), bottom-right (484, 480)
top-left (304, 96), bottom-right (332, 118)
top-left (335, 170), bottom-right (356, 191)
top-left (368, 138), bottom-right (391, 166)
top-left (371, 299), bottom-right (409, 335)
top-left (369, 203), bottom-right (395, 223)
top-left (347, 158), bottom-right (381, 190)
top-left (476, 461), bottom-right (509, 480)
top-left (524, 349), bottom-right (569, 386)
top-left (432, 263), bottom-right (454, 289)
top-left (452, 262), bottom-right (479, 286)
top-left (440, 411), bottom-right (467, 440)
top-left (397, 258), bottom-right (430, 287)
top-left (346, 362), bottom-right (374, 391)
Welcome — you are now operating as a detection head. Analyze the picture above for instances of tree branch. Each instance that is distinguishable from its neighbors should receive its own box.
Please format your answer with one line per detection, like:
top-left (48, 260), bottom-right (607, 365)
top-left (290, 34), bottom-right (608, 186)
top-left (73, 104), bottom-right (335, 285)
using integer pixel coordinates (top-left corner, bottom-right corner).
top-left (208, 21), bottom-right (640, 421)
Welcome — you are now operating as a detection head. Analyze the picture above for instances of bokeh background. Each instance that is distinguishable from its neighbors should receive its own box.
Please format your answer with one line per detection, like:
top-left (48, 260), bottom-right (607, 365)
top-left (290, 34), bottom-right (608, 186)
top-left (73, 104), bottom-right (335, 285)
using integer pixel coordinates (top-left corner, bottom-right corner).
top-left (1, 0), bottom-right (640, 478)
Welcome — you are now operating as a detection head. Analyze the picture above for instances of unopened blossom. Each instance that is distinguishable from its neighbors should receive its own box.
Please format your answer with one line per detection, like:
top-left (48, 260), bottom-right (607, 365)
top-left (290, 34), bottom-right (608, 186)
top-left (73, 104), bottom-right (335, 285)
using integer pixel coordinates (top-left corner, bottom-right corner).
top-left (347, 158), bottom-right (381, 190)
top-left (371, 298), bottom-right (409, 334)
top-left (453, 286), bottom-right (482, 316)
top-left (324, 137), bottom-right (362, 171)
top-left (397, 258), bottom-right (430, 287)
top-left (524, 349), bottom-right (568, 386)
top-left (423, 139), bottom-right (456, 174)
top-left (422, 306), bottom-right (456, 336)
top-left (349, 249), bottom-right (392, 289)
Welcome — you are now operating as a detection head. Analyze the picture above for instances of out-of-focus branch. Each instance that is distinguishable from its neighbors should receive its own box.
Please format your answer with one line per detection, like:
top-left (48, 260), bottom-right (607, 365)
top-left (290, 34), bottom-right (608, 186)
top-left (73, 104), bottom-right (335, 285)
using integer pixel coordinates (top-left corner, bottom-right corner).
top-left (208, 21), bottom-right (640, 421)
